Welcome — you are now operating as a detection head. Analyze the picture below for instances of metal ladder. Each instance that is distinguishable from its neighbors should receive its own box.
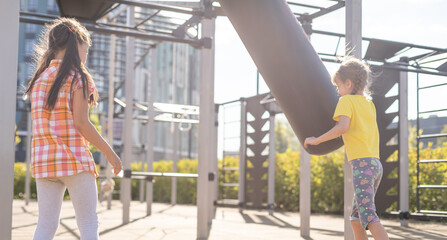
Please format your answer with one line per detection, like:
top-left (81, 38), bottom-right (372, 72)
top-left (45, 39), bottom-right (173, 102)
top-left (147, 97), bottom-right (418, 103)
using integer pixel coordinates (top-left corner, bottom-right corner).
top-left (219, 100), bottom-right (241, 206)
top-left (416, 72), bottom-right (447, 215)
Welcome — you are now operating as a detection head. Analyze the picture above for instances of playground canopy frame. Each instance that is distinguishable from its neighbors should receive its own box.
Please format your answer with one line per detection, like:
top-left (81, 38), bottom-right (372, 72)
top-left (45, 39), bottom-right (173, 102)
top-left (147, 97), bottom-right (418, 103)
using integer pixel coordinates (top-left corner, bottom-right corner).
top-left (1, 1), bottom-right (446, 240)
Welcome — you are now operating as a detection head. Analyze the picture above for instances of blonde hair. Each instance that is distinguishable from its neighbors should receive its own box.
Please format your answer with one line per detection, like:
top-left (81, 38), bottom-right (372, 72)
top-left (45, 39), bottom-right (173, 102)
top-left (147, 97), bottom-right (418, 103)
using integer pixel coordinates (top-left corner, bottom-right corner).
top-left (333, 57), bottom-right (372, 95)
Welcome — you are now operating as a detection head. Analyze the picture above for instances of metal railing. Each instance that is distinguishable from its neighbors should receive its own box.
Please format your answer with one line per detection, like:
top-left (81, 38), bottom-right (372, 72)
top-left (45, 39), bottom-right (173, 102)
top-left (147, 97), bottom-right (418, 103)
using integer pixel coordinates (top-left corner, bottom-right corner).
top-left (415, 72), bottom-right (447, 215)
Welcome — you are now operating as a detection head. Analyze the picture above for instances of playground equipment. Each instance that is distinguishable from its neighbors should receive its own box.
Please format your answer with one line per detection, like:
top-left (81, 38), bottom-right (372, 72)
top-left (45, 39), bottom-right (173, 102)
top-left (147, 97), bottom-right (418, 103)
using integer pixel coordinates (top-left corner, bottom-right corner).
top-left (219, 0), bottom-right (343, 155)
top-left (2, 1), bottom-right (447, 240)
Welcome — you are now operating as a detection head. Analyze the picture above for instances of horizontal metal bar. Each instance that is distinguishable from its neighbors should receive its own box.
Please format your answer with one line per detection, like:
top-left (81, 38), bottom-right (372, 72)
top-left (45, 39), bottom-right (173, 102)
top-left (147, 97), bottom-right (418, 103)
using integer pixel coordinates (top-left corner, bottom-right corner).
top-left (135, 9), bottom-right (161, 28)
top-left (418, 83), bottom-right (447, 90)
top-left (97, 21), bottom-right (174, 35)
top-left (419, 210), bottom-right (447, 215)
top-left (320, 57), bottom-right (447, 77)
top-left (224, 136), bottom-right (240, 140)
top-left (417, 133), bottom-right (447, 139)
top-left (312, 29), bottom-right (447, 53)
top-left (417, 185), bottom-right (447, 189)
top-left (131, 176), bottom-right (146, 180)
top-left (222, 183), bottom-right (239, 187)
top-left (223, 120), bottom-right (241, 124)
top-left (418, 109), bottom-right (447, 115)
top-left (216, 199), bottom-right (239, 205)
top-left (218, 99), bottom-right (242, 105)
top-left (19, 14), bottom-right (202, 47)
top-left (304, 1), bottom-right (345, 21)
top-left (287, 1), bottom-right (324, 10)
top-left (418, 159), bottom-right (447, 163)
top-left (132, 171), bottom-right (198, 178)
top-left (106, 0), bottom-right (203, 16)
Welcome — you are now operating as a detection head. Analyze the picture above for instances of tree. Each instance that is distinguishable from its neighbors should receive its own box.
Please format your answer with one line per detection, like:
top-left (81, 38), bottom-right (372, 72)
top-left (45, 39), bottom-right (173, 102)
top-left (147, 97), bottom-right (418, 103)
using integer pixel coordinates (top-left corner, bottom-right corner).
top-left (437, 124), bottom-right (447, 147)
top-left (275, 117), bottom-right (299, 153)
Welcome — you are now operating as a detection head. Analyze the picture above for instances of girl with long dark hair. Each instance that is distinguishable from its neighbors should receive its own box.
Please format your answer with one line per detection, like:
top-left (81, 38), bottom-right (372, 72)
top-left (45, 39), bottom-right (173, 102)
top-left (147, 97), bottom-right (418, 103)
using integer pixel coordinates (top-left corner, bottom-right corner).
top-left (25, 17), bottom-right (122, 240)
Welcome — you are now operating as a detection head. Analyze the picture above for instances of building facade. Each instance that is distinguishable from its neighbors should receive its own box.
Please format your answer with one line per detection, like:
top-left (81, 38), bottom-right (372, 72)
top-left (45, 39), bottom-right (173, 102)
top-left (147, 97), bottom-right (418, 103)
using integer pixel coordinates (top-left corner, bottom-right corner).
top-left (15, 0), bottom-right (200, 163)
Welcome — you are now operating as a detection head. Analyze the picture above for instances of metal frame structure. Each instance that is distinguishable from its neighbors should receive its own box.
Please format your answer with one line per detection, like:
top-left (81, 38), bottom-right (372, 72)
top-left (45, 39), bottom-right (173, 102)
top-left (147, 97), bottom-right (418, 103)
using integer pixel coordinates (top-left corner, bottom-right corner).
top-left (221, 1), bottom-right (447, 239)
top-left (5, 0), bottom-right (217, 239)
top-left (3, 0), bottom-right (447, 239)
top-left (415, 73), bottom-right (447, 215)
top-left (0, 2), bottom-right (20, 239)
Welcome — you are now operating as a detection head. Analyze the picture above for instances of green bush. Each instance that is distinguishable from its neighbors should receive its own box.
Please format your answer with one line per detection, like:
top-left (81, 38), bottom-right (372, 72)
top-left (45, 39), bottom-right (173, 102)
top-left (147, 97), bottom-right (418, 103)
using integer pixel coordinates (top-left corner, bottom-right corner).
top-left (13, 144), bottom-right (447, 213)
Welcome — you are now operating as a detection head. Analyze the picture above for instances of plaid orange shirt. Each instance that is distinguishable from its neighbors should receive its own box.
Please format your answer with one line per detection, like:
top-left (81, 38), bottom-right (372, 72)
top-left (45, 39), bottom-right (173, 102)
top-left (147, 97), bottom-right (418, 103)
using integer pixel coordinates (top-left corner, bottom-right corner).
top-left (30, 59), bottom-right (98, 178)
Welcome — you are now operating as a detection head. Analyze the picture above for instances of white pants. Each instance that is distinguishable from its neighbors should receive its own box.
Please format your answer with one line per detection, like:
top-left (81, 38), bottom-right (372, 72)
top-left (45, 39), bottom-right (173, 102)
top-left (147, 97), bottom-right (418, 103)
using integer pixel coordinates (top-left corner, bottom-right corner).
top-left (33, 171), bottom-right (99, 240)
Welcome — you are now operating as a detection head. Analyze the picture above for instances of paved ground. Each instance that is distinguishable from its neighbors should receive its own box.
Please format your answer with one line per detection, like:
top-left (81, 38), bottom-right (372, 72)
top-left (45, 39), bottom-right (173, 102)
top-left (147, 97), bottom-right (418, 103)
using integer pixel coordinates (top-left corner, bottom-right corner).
top-left (12, 200), bottom-right (447, 239)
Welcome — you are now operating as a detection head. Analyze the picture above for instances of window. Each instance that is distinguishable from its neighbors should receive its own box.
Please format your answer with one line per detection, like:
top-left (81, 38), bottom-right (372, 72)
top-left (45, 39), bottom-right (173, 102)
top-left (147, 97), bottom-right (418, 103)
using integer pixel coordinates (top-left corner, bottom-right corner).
top-left (25, 39), bottom-right (35, 56)
top-left (24, 24), bottom-right (37, 34)
top-left (28, 0), bottom-right (38, 11)
top-left (47, 0), bottom-right (58, 12)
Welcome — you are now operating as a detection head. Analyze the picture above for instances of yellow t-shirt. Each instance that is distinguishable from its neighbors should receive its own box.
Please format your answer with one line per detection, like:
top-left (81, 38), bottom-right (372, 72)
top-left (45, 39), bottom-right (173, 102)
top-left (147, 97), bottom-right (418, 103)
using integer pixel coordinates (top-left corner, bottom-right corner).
top-left (333, 95), bottom-right (380, 161)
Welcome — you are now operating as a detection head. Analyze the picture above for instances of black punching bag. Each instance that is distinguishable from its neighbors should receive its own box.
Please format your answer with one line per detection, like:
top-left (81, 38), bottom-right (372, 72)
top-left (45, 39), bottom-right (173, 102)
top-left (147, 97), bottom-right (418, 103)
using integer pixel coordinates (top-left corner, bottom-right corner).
top-left (219, 0), bottom-right (343, 155)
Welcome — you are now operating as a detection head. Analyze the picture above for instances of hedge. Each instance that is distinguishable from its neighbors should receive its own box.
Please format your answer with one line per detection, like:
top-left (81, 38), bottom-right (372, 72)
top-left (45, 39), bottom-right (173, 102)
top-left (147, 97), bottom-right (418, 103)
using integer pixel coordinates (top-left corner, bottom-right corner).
top-left (13, 143), bottom-right (447, 213)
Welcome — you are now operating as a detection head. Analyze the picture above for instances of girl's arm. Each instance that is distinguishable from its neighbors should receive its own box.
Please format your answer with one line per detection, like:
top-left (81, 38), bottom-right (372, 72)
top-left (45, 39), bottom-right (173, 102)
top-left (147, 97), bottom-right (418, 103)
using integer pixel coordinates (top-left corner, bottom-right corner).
top-left (304, 115), bottom-right (350, 148)
top-left (72, 89), bottom-right (122, 175)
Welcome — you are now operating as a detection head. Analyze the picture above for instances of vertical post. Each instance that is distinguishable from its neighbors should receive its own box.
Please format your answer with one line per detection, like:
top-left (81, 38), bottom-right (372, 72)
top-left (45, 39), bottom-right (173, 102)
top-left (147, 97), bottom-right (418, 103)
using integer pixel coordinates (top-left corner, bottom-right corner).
top-left (122, 6), bottom-right (135, 224)
top-left (346, 0), bottom-right (362, 56)
top-left (345, 1), bottom-right (362, 239)
top-left (0, 1), bottom-right (19, 238)
top-left (106, 31), bottom-right (116, 210)
top-left (172, 125), bottom-right (178, 205)
top-left (146, 48), bottom-right (156, 216)
top-left (238, 98), bottom-right (247, 208)
top-left (267, 114), bottom-right (275, 215)
top-left (25, 110), bottom-right (32, 206)
top-left (299, 15), bottom-right (312, 238)
top-left (343, 155), bottom-right (354, 239)
top-left (197, 9), bottom-right (215, 239)
top-left (210, 104), bottom-right (219, 220)
top-left (139, 157), bottom-right (145, 203)
top-left (300, 146), bottom-right (311, 237)
top-left (171, 43), bottom-right (178, 205)
top-left (399, 66), bottom-right (409, 227)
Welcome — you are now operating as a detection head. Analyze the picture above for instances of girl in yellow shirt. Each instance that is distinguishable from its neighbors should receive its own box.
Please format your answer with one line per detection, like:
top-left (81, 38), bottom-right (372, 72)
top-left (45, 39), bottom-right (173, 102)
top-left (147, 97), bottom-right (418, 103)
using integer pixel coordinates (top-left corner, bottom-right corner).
top-left (304, 58), bottom-right (389, 240)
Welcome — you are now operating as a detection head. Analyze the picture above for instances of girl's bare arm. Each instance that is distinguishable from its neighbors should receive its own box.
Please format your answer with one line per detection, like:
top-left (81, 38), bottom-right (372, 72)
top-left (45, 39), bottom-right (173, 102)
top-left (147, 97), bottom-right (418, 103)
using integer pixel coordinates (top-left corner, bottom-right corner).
top-left (72, 89), bottom-right (122, 175)
top-left (304, 115), bottom-right (350, 147)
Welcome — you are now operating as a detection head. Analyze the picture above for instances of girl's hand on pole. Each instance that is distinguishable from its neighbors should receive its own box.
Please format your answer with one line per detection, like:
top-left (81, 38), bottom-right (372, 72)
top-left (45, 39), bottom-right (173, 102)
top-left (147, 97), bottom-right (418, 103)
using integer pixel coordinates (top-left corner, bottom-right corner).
top-left (106, 151), bottom-right (122, 175)
top-left (304, 137), bottom-right (320, 148)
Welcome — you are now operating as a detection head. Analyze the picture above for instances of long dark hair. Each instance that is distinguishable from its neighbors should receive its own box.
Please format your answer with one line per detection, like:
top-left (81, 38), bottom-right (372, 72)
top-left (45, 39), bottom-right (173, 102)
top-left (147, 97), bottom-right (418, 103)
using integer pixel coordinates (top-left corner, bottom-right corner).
top-left (24, 17), bottom-right (97, 110)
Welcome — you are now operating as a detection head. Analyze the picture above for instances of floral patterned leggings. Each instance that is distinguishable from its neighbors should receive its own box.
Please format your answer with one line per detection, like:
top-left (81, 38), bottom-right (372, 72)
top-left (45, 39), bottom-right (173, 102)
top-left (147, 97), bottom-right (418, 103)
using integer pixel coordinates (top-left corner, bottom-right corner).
top-left (349, 157), bottom-right (383, 229)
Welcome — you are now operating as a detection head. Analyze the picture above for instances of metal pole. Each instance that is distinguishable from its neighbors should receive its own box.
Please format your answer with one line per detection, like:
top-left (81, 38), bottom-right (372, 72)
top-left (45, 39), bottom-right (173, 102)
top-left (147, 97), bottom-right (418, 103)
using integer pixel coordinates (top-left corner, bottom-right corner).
top-left (399, 66), bottom-right (409, 227)
top-left (172, 125), bottom-right (178, 205)
top-left (139, 154), bottom-right (145, 203)
top-left (146, 48), bottom-right (156, 216)
top-left (25, 110), bottom-right (32, 206)
top-left (171, 43), bottom-right (178, 206)
top-left (122, 6), bottom-right (135, 224)
top-left (267, 114), bottom-right (275, 216)
top-left (197, 12), bottom-right (215, 240)
top-left (210, 104), bottom-right (219, 220)
top-left (345, 1), bottom-right (361, 239)
top-left (416, 73), bottom-right (420, 212)
top-left (0, 0), bottom-right (19, 238)
top-left (238, 98), bottom-right (247, 208)
top-left (300, 14), bottom-right (312, 238)
top-left (106, 30), bottom-right (116, 210)
top-left (300, 146), bottom-right (311, 238)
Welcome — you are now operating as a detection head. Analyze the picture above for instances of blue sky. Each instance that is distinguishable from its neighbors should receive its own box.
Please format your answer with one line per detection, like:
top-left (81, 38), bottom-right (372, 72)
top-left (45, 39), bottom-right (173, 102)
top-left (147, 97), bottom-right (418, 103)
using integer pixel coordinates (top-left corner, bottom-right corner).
top-left (214, 0), bottom-right (447, 120)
